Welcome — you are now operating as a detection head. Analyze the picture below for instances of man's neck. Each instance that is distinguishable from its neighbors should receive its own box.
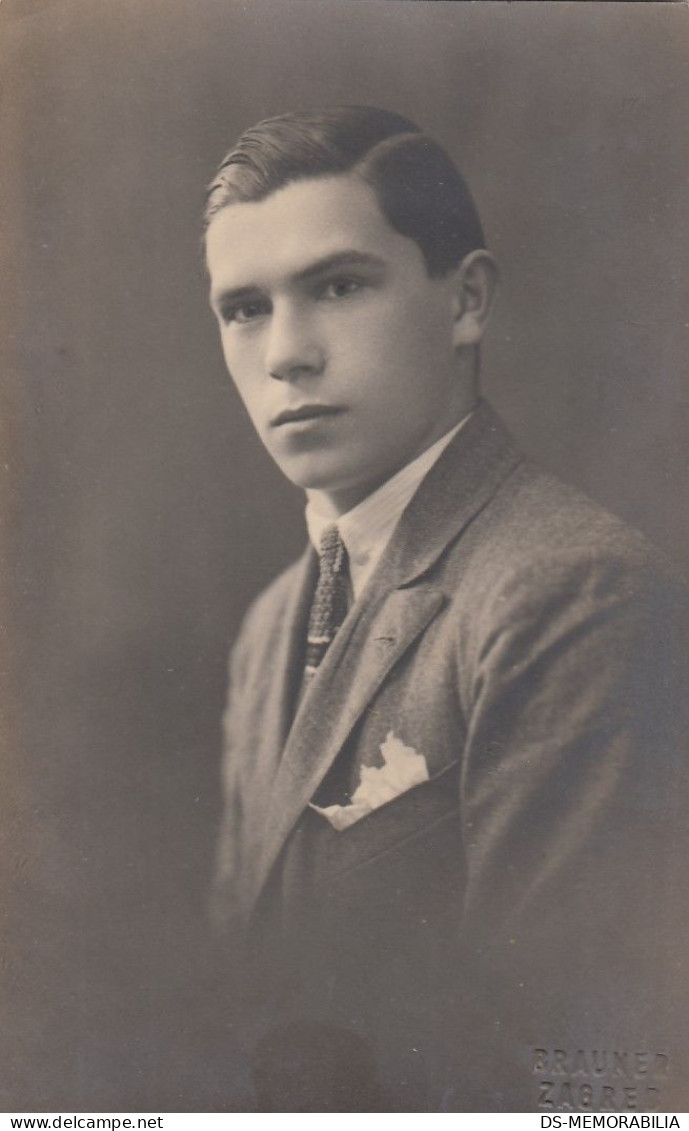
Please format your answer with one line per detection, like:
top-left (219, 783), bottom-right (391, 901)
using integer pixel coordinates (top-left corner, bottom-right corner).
top-left (305, 410), bottom-right (475, 600)
top-left (307, 400), bottom-right (478, 520)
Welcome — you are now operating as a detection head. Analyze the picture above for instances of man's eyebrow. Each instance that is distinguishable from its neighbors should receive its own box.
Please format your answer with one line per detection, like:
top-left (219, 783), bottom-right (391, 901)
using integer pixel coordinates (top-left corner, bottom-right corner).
top-left (210, 283), bottom-right (262, 313)
top-left (291, 249), bottom-right (388, 283)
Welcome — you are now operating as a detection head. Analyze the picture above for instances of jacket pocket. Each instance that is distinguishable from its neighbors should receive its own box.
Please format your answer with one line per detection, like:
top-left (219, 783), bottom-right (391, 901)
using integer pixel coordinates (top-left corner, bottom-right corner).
top-left (323, 759), bottom-right (461, 877)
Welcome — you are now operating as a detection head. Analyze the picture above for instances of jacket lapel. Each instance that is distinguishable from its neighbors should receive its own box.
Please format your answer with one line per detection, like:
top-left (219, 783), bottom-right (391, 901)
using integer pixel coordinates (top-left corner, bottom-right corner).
top-left (249, 400), bottom-right (523, 914)
top-left (252, 584), bottom-right (447, 909)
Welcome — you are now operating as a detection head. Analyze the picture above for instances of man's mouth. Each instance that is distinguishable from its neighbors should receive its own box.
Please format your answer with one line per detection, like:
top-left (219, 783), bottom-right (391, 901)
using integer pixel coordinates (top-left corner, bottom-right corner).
top-left (270, 404), bottom-right (344, 427)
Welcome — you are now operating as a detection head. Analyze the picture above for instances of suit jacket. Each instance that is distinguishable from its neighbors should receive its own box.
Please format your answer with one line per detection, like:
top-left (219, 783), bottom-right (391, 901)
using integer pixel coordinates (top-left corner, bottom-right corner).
top-left (213, 401), bottom-right (689, 1112)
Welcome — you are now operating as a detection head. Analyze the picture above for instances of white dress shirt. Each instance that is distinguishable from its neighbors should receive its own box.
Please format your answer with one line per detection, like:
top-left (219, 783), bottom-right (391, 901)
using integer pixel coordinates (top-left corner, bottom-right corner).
top-left (305, 413), bottom-right (472, 601)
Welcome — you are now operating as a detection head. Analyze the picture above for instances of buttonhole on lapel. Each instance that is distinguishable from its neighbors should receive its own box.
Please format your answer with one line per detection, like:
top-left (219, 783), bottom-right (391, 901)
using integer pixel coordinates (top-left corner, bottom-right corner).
top-left (374, 635), bottom-right (396, 648)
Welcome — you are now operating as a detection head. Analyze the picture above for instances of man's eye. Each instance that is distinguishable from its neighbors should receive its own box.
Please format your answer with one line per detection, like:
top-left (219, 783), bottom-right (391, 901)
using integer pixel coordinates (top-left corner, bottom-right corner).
top-left (223, 301), bottom-right (268, 325)
top-left (321, 278), bottom-right (362, 301)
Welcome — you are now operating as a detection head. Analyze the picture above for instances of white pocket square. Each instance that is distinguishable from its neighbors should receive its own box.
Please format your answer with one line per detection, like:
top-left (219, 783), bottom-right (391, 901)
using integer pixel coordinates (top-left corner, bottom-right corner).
top-left (310, 730), bottom-right (430, 832)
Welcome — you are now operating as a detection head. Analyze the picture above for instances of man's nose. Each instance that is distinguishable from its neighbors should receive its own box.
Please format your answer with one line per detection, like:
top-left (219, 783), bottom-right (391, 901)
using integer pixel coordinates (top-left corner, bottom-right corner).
top-left (265, 303), bottom-right (325, 381)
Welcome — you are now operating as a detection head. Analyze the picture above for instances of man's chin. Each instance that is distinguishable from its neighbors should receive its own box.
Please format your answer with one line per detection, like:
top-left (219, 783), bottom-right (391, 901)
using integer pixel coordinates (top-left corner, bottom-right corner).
top-left (270, 456), bottom-right (354, 494)
top-left (279, 462), bottom-right (398, 517)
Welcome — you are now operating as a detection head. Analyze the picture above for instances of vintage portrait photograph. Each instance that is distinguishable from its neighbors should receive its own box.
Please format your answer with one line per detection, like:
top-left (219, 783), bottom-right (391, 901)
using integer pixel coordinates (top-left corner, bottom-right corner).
top-left (2, 0), bottom-right (689, 1115)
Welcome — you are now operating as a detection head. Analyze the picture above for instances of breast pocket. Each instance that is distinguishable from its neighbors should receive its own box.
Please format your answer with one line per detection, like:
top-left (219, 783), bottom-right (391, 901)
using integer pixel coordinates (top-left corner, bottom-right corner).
top-left (323, 759), bottom-right (462, 878)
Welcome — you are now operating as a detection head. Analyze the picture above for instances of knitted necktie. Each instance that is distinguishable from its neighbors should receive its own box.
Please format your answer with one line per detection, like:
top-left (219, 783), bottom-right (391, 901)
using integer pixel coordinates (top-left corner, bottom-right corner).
top-left (303, 524), bottom-right (349, 687)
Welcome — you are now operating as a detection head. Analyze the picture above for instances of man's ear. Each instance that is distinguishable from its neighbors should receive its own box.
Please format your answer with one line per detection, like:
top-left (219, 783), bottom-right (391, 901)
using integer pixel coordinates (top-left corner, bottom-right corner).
top-left (450, 250), bottom-right (499, 349)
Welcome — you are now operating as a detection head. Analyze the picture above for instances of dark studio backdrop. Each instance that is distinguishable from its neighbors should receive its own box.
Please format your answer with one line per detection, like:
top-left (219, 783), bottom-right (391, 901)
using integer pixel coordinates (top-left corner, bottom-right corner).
top-left (2, 0), bottom-right (688, 1112)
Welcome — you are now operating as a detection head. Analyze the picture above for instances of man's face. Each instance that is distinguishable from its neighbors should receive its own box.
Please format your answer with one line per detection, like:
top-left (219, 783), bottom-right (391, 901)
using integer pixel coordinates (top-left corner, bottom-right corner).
top-left (206, 173), bottom-right (467, 513)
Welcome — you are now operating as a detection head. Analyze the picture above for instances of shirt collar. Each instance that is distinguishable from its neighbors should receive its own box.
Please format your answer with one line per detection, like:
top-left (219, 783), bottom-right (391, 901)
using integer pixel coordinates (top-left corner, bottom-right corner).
top-left (305, 412), bottom-right (473, 599)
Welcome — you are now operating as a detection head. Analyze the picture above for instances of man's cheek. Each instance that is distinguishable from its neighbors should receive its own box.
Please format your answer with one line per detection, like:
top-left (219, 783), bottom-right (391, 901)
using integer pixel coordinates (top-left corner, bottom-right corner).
top-left (229, 381), bottom-right (262, 432)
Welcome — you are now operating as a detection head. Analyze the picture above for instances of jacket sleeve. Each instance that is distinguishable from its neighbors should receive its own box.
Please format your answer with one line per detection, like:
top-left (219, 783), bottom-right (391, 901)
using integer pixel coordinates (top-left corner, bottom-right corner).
top-left (454, 547), bottom-right (689, 1109)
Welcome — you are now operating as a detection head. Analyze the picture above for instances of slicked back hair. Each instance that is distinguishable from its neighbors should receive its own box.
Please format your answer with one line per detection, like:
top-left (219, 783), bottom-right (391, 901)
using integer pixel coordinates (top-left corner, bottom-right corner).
top-left (203, 105), bottom-right (486, 277)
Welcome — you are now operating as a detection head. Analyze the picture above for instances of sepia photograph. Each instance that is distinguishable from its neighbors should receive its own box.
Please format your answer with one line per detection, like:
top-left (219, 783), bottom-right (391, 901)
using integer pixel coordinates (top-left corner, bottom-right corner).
top-left (2, 0), bottom-right (689, 1114)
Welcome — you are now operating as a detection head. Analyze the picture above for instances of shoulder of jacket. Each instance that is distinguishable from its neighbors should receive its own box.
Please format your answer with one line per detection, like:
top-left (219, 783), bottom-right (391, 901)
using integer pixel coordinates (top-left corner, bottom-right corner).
top-left (232, 549), bottom-right (310, 648)
top-left (438, 458), bottom-right (686, 645)
top-left (465, 457), bottom-right (682, 580)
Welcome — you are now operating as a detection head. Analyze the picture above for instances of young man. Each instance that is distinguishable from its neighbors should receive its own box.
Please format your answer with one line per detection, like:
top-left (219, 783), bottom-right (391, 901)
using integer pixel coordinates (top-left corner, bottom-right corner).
top-left (204, 106), bottom-right (689, 1111)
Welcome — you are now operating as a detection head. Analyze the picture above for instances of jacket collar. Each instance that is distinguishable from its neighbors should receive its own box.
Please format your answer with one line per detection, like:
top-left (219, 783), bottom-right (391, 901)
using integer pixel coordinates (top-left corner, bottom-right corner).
top-left (368, 398), bottom-right (523, 593)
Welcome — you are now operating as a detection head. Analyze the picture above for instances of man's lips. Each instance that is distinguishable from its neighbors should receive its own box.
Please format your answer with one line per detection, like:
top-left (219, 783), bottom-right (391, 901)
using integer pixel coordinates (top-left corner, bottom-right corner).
top-left (270, 404), bottom-right (345, 427)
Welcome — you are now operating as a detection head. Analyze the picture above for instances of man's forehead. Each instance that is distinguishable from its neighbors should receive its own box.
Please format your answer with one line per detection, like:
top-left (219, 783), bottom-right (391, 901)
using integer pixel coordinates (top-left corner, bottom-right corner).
top-left (205, 173), bottom-right (404, 292)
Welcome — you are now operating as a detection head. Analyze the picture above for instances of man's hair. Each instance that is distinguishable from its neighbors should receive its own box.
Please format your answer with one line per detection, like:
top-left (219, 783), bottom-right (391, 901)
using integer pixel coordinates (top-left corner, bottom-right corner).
top-left (203, 105), bottom-right (485, 277)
